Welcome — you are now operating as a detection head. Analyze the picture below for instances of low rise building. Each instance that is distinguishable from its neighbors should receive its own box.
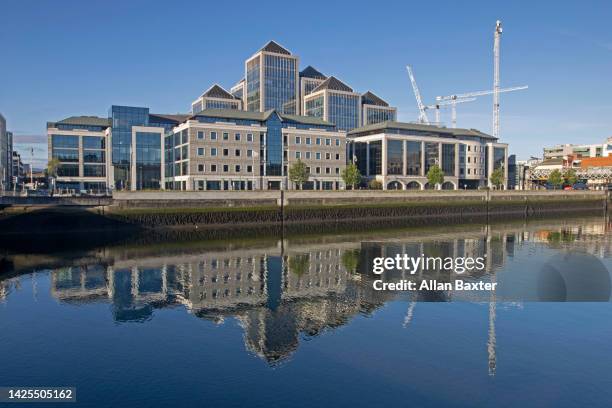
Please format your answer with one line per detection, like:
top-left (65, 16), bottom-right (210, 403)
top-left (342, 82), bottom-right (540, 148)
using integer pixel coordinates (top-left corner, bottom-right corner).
top-left (348, 121), bottom-right (508, 190)
top-left (543, 137), bottom-right (612, 160)
top-left (47, 116), bottom-right (112, 192)
top-left (164, 109), bottom-right (346, 190)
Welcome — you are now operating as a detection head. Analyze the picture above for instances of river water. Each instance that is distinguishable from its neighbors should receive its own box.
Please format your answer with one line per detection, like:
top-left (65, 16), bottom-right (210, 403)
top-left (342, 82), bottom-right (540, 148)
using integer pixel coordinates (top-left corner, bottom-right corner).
top-left (1, 217), bottom-right (612, 407)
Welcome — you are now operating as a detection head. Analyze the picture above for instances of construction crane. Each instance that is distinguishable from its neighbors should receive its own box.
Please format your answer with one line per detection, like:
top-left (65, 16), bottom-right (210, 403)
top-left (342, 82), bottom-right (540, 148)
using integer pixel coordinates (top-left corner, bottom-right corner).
top-left (493, 19), bottom-right (502, 139)
top-left (406, 65), bottom-right (429, 124)
top-left (426, 98), bottom-right (476, 127)
top-left (435, 85), bottom-right (528, 103)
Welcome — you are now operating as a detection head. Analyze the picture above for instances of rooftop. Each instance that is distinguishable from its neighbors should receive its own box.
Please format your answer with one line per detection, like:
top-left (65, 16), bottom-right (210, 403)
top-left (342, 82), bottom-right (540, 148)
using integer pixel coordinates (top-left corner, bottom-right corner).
top-left (362, 91), bottom-right (389, 107)
top-left (300, 66), bottom-right (327, 80)
top-left (311, 76), bottom-right (354, 93)
top-left (48, 116), bottom-right (111, 128)
top-left (199, 84), bottom-right (239, 100)
top-left (189, 109), bottom-right (335, 127)
top-left (149, 113), bottom-right (191, 123)
top-left (348, 120), bottom-right (497, 140)
top-left (260, 40), bottom-right (292, 55)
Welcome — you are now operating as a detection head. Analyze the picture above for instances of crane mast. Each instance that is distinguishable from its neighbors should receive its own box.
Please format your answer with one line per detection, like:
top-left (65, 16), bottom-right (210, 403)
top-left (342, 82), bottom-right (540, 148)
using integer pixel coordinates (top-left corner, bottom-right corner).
top-left (406, 65), bottom-right (429, 124)
top-left (493, 20), bottom-right (502, 139)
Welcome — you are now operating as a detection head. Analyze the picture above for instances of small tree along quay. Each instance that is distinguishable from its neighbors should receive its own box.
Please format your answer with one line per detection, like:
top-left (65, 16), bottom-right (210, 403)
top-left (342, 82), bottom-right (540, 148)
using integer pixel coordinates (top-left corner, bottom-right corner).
top-left (46, 158), bottom-right (60, 178)
top-left (490, 167), bottom-right (505, 189)
top-left (288, 159), bottom-right (309, 189)
top-left (342, 163), bottom-right (362, 189)
top-left (426, 165), bottom-right (444, 189)
top-left (564, 168), bottom-right (578, 186)
top-left (548, 169), bottom-right (564, 189)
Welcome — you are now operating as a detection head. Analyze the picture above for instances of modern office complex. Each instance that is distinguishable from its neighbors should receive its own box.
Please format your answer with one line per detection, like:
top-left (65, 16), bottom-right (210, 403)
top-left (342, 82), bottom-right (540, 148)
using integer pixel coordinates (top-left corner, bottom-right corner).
top-left (44, 40), bottom-right (506, 192)
top-left (348, 121), bottom-right (508, 190)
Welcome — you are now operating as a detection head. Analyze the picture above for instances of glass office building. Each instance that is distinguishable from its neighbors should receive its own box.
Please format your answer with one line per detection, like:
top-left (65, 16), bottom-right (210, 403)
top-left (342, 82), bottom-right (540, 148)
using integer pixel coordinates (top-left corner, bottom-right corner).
top-left (304, 76), bottom-right (362, 132)
top-left (135, 132), bottom-right (162, 190)
top-left (110, 106), bottom-right (149, 190)
top-left (361, 91), bottom-right (397, 126)
top-left (245, 41), bottom-right (299, 114)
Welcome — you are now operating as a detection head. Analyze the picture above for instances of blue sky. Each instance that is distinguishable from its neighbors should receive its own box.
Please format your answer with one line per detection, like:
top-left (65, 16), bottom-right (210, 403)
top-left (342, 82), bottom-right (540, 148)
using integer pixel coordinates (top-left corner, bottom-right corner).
top-left (1, 0), bottom-right (611, 167)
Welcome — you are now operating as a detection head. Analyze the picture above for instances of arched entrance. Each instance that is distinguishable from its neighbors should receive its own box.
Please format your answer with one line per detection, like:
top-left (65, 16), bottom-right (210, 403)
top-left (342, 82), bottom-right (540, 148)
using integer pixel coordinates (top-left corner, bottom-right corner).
top-left (387, 181), bottom-right (403, 190)
top-left (406, 181), bottom-right (421, 190)
top-left (442, 181), bottom-right (455, 190)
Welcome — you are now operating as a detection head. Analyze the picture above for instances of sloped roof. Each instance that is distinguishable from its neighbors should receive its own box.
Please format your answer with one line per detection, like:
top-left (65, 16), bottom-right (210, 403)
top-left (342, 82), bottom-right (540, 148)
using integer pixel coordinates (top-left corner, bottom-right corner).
top-left (300, 66), bottom-right (327, 80)
top-left (348, 120), bottom-right (496, 140)
top-left (50, 116), bottom-right (111, 128)
top-left (189, 109), bottom-right (334, 127)
top-left (201, 84), bottom-right (239, 100)
top-left (260, 40), bottom-right (291, 55)
top-left (149, 113), bottom-right (191, 123)
top-left (362, 91), bottom-right (389, 107)
top-left (311, 76), bottom-right (354, 93)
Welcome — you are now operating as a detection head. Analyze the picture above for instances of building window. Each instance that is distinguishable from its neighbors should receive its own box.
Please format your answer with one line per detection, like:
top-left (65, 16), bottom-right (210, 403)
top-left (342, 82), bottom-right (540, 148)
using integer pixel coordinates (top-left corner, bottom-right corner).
top-left (197, 131), bottom-right (204, 140)
top-left (306, 152), bottom-right (311, 159)
top-left (247, 165), bottom-right (252, 173)
top-left (211, 148), bottom-right (217, 156)
top-left (296, 136), bottom-right (301, 144)
top-left (335, 167), bottom-right (340, 174)
top-left (306, 137), bottom-right (311, 145)
top-left (223, 149), bottom-right (229, 156)
top-left (198, 164), bottom-right (204, 172)
top-left (247, 133), bottom-right (253, 142)
top-left (223, 132), bottom-right (229, 141)
top-left (235, 149), bottom-right (241, 157)
top-left (316, 138), bottom-right (321, 145)
top-left (316, 152), bottom-right (321, 160)
top-left (295, 151), bottom-right (301, 159)
top-left (247, 149), bottom-right (253, 158)
top-left (325, 167), bottom-right (331, 174)
top-left (335, 153), bottom-right (340, 160)
top-left (211, 132), bottom-right (217, 140)
top-left (326, 138), bottom-right (331, 146)
top-left (235, 133), bottom-right (241, 141)
top-left (325, 152), bottom-right (331, 160)
top-left (223, 165), bottom-right (229, 172)
top-left (235, 165), bottom-right (241, 172)
top-left (198, 148), bottom-right (205, 156)
top-left (335, 139), bottom-right (340, 146)
top-left (387, 139), bottom-right (403, 175)
top-left (316, 167), bottom-right (321, 174)
top-left (211, 164), bottom-right (217, 172)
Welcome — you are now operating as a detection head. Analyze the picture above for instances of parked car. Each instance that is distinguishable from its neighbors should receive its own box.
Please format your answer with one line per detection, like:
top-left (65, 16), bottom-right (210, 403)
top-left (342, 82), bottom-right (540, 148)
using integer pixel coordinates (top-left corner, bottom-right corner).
top-left (573, 183), bottom-right (588, 190)
top-left (563, 185), bottom-right (573, 191)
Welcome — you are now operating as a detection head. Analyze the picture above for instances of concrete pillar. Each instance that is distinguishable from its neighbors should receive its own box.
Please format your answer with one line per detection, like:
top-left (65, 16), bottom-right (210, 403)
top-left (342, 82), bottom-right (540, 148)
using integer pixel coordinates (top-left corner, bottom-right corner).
top-left (366, 141), bottom-right (370, 177)
top-left (402, 140), bottom-right (407, 176)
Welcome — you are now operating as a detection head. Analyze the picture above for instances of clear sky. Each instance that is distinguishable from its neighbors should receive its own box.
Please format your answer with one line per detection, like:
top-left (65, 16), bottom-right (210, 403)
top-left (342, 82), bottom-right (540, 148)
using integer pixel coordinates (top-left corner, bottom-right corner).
top-left (1, 0), bottom-right (611, 168)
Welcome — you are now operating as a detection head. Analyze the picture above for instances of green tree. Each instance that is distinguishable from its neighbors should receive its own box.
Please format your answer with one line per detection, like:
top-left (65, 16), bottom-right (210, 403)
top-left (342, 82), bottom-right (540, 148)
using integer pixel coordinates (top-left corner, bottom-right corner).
top-left (490, 167), bottom-right (505, 189)
top-left (288, 159), bottom-right (309, 189)
top-left (426, 165), bottom-right (444, 189)
top-left (341, 249), bottom-right (360, 273)
top-left (548, 169), bottom-right (563, 189)
top-left (341, 163), bottom-right (362, 190)
top-left (46, 158), bottom-right (61, 178)
top-left (564, 168), bottom-right (578, 186)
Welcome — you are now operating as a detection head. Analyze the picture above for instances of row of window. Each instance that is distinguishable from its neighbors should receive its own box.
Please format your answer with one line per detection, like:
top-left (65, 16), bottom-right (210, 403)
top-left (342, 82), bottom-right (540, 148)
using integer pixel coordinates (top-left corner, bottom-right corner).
top-left (291, 136), bottom-right (341, 146)
top-left (292, 151), bottom-right (341, 161)
top-left (196, 163), bottom-right (254, 173)
top-left (460, 168), bottom-right (486, 176)
top-left (196, 147), bottom-right (257, 158)
top-left (196, 131), bottom-right (255, 142)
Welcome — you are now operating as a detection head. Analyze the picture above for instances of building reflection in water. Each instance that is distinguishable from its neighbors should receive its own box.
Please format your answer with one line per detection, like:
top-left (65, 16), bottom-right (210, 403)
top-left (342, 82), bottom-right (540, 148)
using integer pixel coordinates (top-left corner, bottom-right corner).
top-left (2, 219), bottom-right (612, 370)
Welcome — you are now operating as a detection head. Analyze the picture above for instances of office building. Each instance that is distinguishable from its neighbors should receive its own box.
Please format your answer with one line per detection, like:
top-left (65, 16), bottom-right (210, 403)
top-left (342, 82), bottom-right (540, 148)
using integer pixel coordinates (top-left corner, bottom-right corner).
top-left (191, 84), bottom-right (242, 113)
top-left (543, 137), bottom-right (612, 160)
top-left (47, 116), bottom-right (112, 191)
top-left (304, 76), bottom-right (362, 132)
top-left (348, 121), bottom-right (508, 190)
top-left (245, 41), bottom-right (299, 114)
top-left (165, 108), bottom-right (346, 191)
top-left (299, 66), bottom-right (327, 99)
top-left (361, 91), bottom-right (397, 125)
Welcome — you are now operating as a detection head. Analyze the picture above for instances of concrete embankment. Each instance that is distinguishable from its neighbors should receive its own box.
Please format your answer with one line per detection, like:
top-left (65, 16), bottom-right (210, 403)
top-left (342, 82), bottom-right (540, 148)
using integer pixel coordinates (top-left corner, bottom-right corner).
top-left (0, 190), bottom-right (606, 233)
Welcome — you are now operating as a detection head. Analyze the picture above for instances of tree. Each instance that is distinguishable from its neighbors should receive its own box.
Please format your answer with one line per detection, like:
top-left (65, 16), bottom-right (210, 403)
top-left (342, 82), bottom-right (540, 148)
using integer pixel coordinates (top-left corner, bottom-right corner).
top-left (426, 165), bottom-right (444, 189)
top-left (564, 168), bottom-right (578, 186)
top-left (288, 254), bottom-right (310, 277)
top-left (341, 249), bottom-right (360, 273)
top-left (341, 163), bottom-right (361, 189)
top-left (46, 158), bottom-right (61, 178)
top-left (490, 167), bottom-right (505, 189)
top-left (548, 169), bottom-right (563, 189)
top-left (288, 159), bottom-right (309, 189)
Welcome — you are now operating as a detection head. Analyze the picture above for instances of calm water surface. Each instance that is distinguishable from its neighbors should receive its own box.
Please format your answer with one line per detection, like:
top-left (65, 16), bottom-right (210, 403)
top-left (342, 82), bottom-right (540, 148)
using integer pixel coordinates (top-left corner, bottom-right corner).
top-left (1, 218), bottom-right (612, 407)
